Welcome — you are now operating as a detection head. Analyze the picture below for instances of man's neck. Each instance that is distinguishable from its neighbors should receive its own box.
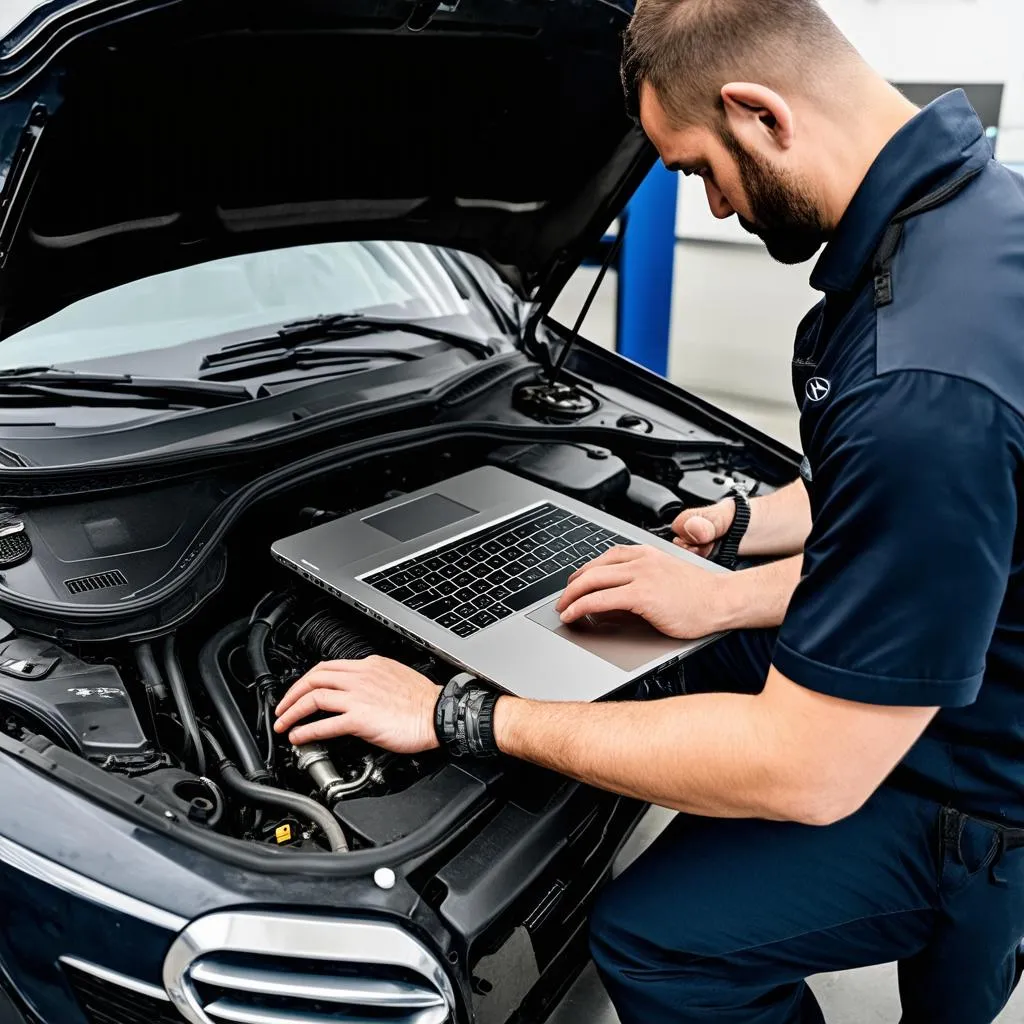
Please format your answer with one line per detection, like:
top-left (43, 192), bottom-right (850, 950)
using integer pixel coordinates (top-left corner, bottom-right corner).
top-left (815, 79), bottom-right (921, 228)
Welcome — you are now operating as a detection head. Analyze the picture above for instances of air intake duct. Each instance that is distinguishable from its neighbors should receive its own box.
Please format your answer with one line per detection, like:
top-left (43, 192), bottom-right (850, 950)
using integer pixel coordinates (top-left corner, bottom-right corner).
top-left (297, 610), bottom-right (377, 662)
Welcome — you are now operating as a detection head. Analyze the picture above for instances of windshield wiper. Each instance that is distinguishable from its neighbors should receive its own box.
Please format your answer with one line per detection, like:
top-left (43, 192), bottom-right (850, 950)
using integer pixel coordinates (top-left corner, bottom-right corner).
top-left (200, 348), bottom-right (418, 383)
top-left (0, 368), bottom-right (251, 408)
top-left (199, 312), bottom-right (495, 373)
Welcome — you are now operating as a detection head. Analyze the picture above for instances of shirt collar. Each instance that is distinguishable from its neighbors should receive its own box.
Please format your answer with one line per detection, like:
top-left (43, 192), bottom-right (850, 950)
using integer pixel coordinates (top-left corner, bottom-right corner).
top-left (810, 90), bottom-right (991, 294)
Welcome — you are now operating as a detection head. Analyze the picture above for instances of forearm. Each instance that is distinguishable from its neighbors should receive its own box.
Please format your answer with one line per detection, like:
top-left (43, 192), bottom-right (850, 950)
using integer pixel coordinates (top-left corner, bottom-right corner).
top-left (741, 480), bottom-right (811, 557)
top-left (712, 553), bottom-right (803, 631)
top-left (494, 691), bottom-right (802, 820)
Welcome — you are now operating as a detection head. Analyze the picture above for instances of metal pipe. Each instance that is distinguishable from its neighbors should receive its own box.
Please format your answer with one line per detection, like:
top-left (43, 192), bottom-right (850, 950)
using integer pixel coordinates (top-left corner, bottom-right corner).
top-left (293, 744), bottom-right (376, 803)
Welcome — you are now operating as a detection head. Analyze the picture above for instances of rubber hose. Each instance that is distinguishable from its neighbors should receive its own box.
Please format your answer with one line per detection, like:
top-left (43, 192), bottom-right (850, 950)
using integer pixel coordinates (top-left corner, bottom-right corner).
top-left (626, 474), bottom-right (685, 522)
top-left (297, 610), bottom-right (376, 662)
top-left (202, 727), bottom-right (348, 852)
top-left (197, 776), bottom-right (225, 828)
top-left (247, 593), bottom-right (295, 688)
top-left (134, 642), bottom-right (169, 706)
top-left (160, 637), bottom-right (207, 776)
top-left (199, 619), bottom-right (267, 781)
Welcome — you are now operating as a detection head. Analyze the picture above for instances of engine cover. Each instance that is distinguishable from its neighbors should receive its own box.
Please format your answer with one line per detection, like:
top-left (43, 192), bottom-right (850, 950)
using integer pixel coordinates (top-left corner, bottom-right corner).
top-left (0, 634), bottom-right (154, 766)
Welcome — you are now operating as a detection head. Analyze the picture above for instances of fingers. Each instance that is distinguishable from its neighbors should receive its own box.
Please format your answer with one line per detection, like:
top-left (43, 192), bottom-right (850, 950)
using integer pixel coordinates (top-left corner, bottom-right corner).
top-left (673, 536), bottom-right (715, 558)
top-left (567, 544), bottom-right (645, 584)
top-left (275, 658), bottom-right (374, 715)
top-left (274, 687), bottom-right (350, 733)
top-left (287, 715), bottom-right (357, 746)
top-left (559, 584), bottom-right (636, 623)
top-left (671, 510), bottom-right (723, 558)
top-left (681, 514), bottom-right (716, 546)
top-left (555, 565), bottom-right (633, 612)
top-left (672, 503), bottom-right (733, 547)
top-left (276, 672), bottom-right (331, 717)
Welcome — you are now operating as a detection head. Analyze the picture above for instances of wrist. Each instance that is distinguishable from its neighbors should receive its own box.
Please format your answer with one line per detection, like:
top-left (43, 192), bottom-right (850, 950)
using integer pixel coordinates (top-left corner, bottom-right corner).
top-left (422, 685), bottom-right (442, 751)
top-left (493, 695), bottom-right (523, 756)
top-left (707, 570), bottom-right (753, 632)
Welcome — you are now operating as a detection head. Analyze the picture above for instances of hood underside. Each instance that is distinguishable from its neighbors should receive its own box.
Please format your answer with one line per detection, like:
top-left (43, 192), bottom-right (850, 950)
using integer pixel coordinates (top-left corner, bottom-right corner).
top-left (0, 0), bottom-right (652, 338)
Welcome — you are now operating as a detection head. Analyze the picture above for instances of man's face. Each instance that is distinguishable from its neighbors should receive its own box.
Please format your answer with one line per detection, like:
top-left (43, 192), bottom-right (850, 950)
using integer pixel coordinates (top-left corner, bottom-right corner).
top-left (639, 85), bottom-right (830, 265)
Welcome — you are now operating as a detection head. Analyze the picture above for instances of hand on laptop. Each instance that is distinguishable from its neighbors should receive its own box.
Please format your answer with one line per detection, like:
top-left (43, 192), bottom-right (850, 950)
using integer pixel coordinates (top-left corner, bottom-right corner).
top-left (274, 655), bottom-right (441, 751)
top-left (555, 544), bottom-right (728, 640)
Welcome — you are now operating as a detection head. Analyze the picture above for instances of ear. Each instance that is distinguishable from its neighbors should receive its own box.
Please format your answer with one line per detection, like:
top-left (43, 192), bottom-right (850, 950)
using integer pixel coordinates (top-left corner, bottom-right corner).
top-left (720, 82), bottom-right (795, 152)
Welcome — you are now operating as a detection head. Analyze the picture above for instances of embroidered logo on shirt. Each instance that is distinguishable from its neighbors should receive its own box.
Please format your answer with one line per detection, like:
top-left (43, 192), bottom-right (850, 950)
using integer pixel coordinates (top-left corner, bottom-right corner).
top-left (805, 377), bottom-right (831, 402)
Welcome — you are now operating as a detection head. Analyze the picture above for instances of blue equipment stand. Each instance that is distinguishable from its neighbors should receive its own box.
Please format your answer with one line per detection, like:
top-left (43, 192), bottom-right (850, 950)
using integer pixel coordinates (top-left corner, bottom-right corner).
top-left (615, 163), bottom-right (678, 377)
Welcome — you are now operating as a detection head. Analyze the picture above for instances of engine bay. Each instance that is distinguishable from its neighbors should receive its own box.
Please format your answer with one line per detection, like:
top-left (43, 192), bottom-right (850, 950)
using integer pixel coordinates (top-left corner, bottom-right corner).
top-left (0, 364), bottom-right (793, 859)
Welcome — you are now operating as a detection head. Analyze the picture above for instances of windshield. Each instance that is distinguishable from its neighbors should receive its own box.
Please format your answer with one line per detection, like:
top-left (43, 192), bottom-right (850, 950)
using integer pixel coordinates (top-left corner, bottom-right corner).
top-left (1, 0), bottom-right (40, 41)
top-left (0, 240), bottom-right (489, 372)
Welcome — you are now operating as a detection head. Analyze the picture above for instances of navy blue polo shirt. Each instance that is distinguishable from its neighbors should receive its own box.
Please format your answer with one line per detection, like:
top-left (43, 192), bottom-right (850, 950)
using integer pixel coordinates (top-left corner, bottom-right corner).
top-left (772, 91), bottom-right (1024, 823)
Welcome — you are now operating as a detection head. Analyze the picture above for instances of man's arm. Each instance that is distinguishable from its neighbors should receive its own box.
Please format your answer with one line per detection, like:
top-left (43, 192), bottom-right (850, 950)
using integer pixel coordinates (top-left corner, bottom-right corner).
top-left (675, 479), bottom-right (811, 559)
top-left (274, 655), bottom-right (936, 826)
top-left (494, 669), bottom-right (936, 824)
top-left (277, 375), bottom-right (1014, 827)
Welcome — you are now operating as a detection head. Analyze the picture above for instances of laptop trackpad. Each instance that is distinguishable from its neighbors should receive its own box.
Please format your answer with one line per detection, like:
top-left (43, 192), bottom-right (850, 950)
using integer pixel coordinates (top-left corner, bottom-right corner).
top-left (527, 600), bottom-right (683, 672)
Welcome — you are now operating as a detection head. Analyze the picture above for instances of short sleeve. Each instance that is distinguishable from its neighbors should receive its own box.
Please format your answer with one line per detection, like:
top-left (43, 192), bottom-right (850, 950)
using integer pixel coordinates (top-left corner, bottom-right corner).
top-left (774, 371), bottom-right (1018, 708)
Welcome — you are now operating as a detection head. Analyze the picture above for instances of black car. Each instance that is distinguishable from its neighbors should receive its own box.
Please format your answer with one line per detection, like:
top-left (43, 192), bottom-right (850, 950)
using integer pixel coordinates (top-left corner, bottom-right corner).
top-left (0, 3), bottom-right (798, 1023)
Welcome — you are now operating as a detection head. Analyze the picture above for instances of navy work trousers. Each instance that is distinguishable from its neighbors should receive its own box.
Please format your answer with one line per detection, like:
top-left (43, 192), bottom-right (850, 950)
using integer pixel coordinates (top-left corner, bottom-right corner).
top-left (591, 630), bottom-right (1024, 1024)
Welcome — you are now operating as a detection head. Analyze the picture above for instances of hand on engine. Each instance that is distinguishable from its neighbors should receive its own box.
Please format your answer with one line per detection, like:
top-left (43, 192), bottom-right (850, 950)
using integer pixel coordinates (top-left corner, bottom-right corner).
top-left (274, 655), bottom-right (441, 752)
top-left (555, 544), bottom-right (727, 640)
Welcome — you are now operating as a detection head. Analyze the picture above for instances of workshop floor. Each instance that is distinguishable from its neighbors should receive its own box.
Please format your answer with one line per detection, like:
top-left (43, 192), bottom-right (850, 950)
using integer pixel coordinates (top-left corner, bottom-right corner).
top-left (546, 273), bottom-right (1024, 1022)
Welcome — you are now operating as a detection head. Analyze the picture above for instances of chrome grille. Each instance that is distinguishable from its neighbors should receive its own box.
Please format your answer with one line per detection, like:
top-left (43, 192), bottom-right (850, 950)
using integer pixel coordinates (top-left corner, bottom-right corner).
top-left (164, 912), bottom-right (454, 1024)
top-left (191, 957), bottom-right (448, 1024)
top-left (61, 958), bottom-right (184, 1024)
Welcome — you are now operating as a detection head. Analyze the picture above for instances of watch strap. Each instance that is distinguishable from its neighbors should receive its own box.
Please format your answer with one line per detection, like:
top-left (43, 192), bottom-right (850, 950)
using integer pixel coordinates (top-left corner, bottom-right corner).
top-left (473, 691), bottom-right (501, 756)
top-left (433, 674), bottom-right (500, 758)
top-left (712, 492), bottom-right (751, 569)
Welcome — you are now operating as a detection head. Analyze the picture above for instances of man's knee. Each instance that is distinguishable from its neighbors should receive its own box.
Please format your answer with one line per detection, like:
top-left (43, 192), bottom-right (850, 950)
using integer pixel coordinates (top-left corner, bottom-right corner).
top-left (589, 868), bottom-right (694, 980)
top-left (589, 873), bottom-right (646, 978)
top-left (589, 869), bottom-right (746, 1022)
top-left (589, 875), bottom-right (624, 970)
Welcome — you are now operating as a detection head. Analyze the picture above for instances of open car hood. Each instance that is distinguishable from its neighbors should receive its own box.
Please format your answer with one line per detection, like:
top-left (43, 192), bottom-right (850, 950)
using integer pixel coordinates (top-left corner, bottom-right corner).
top-left (0, 0), bottom-right (652, 339)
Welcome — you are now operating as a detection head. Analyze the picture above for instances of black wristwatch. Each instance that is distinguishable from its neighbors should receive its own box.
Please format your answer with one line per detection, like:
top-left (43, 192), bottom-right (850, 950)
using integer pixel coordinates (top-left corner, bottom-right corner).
top-left (433, 673), bottom-right (501, 758)
top-left (711, 492), bottom-right (751, 570)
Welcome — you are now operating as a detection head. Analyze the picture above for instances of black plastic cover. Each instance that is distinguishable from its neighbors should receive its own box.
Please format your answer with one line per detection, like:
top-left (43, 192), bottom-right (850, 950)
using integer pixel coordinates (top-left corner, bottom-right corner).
top-left (0, 634), bottom-right (151, 762)
top-left (488, 444), bottom-right (630, 505)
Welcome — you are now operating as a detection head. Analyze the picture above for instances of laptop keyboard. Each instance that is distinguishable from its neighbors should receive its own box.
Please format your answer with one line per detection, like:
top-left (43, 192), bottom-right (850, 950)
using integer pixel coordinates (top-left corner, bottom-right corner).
top-left (362, 503), bottom-right (636, 638)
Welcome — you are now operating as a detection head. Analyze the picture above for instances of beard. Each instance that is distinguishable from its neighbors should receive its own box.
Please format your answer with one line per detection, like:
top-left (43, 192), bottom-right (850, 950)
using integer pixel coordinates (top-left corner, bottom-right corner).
top-left (718, 129), bottom-right (830, 265)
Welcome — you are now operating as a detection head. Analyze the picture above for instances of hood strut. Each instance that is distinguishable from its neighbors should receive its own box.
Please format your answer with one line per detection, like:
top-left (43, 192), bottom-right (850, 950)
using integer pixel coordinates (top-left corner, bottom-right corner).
top-left (0, 104), bottom-right (46, 273)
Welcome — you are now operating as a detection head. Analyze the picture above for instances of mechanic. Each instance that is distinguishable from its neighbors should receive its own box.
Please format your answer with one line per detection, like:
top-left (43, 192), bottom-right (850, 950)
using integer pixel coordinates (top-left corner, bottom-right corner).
top-left (275, 1), bottom-right (1024, 1021)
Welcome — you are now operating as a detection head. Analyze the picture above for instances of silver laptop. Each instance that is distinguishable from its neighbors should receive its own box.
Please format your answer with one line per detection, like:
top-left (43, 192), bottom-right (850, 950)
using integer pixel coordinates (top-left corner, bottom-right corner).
top-left (271, 465), bottom-right (727, 702)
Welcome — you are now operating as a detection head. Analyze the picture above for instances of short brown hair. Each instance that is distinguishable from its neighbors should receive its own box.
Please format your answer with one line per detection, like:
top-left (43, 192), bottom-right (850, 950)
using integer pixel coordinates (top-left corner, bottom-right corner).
top-left (621, 0), bottom-right (858, 126)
